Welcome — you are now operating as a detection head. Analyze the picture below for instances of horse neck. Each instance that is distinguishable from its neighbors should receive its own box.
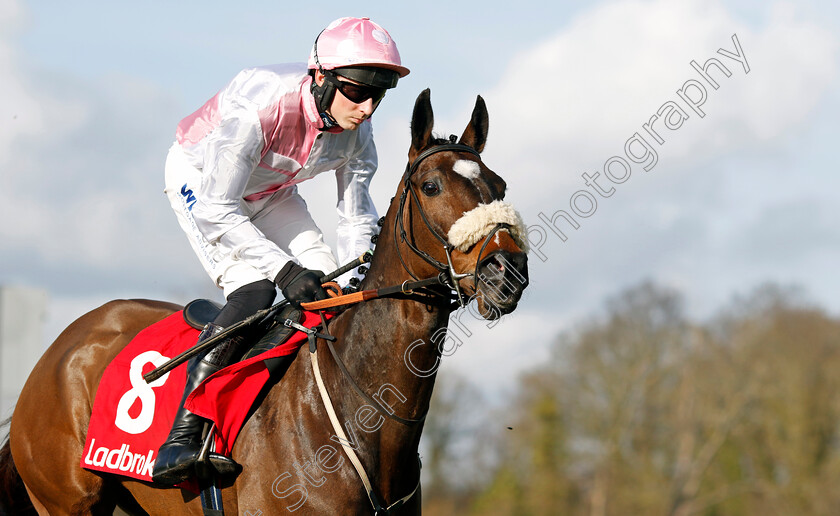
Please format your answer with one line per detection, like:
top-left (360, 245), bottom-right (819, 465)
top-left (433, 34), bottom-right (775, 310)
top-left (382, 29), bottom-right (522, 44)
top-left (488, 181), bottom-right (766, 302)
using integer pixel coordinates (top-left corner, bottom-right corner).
top-left (323, 206), bottom-right (450, 491)
top-left (340, 221), bottom-right (450, 418)
top-left (332, 288), bottom-right (449, 423)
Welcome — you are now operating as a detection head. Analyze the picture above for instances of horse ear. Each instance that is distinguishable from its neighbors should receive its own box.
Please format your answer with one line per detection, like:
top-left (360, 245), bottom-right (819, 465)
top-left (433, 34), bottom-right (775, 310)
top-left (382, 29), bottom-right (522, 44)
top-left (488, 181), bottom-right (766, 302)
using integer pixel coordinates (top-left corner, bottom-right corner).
top-left (459, 95), bottom-right (489, 153)
top-left (410, 88), bottom-right (434, 161)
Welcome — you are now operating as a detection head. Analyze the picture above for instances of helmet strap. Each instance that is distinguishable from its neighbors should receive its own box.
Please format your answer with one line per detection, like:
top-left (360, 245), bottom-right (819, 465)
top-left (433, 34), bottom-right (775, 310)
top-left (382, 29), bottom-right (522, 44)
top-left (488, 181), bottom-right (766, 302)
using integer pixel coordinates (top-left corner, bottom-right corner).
top-left (310, 31), bottom-right (340, 130)
top-left (319, 111), bottom-right (339, 130)
top-left (310, 71), bottom-right (339, 130)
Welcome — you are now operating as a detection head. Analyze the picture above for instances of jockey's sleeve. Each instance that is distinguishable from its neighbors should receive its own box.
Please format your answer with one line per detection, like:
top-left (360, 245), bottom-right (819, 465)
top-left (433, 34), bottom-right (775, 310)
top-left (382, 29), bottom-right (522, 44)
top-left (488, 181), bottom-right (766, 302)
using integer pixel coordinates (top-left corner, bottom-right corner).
top-left (335, 125), bottom-right (379, 285)
top-left (191, 105), bottom-right (296, 282)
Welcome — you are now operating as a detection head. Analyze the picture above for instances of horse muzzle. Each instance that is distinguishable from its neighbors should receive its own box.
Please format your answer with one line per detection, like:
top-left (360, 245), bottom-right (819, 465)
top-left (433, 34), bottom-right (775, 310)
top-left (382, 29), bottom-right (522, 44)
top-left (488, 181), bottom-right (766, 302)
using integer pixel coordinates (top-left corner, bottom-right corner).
top-left (473, 249), bottom-right (529, 318)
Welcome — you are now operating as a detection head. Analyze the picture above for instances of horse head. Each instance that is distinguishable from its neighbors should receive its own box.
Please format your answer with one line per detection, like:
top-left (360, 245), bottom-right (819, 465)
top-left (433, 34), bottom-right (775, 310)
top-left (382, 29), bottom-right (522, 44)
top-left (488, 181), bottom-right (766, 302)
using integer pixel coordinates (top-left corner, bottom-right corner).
top-left (382, 88), bottom-right (530, 318)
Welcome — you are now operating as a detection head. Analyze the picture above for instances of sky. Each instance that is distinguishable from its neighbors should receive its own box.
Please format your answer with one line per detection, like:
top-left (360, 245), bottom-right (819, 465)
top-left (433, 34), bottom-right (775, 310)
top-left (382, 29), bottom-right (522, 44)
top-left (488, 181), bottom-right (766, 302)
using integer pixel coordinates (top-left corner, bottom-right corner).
top-left (1, 0), bottom-right (839, 402)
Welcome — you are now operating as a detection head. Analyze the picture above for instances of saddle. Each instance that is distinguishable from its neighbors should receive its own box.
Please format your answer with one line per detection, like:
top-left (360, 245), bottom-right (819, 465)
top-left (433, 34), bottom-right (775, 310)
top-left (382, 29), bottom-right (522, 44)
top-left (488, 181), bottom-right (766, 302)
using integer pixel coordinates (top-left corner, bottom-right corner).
top-left (180, 299), bottom-right (308, 512)
top-left (182, 299), bottom-right (304, 368)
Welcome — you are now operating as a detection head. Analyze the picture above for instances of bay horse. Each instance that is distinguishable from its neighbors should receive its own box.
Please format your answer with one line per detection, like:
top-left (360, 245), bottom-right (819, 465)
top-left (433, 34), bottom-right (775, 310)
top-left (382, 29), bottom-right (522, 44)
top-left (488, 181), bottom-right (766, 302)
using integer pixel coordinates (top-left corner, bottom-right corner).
top-left (0, 88), bottom-right (529, 515)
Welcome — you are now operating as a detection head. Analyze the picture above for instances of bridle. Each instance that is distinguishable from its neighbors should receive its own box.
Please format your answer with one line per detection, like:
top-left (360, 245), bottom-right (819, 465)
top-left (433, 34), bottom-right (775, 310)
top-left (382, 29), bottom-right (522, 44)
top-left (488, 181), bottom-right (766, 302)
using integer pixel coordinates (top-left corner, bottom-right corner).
top-left (394, 136), bottom-right (511, 308)
top-left (304, 138), bottom-right (517, 515)
top-left (298, 136), bottom-right (515, 313)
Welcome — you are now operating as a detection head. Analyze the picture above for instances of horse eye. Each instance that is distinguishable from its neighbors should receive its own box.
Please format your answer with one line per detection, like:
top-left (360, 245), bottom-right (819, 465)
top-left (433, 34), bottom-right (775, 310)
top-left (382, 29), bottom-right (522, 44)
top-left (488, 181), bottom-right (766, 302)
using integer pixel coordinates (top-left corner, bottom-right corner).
top-left (421, 181), bottom-right (440, 196)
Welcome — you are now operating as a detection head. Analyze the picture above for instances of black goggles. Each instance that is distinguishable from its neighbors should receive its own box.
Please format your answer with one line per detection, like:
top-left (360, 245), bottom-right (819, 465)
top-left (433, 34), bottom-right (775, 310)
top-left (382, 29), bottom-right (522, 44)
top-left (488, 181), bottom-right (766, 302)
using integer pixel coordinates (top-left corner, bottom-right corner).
top-left (325, 72), bottom-right (387, 105)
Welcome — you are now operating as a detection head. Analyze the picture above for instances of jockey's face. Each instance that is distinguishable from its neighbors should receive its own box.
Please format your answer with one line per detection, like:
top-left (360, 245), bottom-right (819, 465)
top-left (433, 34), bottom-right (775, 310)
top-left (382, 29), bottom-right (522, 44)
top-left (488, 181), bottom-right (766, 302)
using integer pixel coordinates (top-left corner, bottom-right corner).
top-left (315, 71), bottom-right (381, 131)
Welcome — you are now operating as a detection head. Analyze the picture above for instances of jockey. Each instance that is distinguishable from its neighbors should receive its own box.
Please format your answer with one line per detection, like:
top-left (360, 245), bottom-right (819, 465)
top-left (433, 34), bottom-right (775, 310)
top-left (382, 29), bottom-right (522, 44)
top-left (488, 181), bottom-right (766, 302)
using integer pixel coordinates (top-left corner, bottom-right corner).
top-left (153, 17), bottom-right (409, 486)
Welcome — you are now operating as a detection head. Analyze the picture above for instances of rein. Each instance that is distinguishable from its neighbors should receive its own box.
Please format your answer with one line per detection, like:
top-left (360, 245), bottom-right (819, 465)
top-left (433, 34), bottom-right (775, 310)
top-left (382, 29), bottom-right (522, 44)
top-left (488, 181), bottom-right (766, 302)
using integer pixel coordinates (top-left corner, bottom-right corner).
top-left (300, 137), bottom-right (503, 313)
top-left (298, 139), bottom-right (508, 515)
top-left (299, 272), bottom-right (454, 311)
top-left (395, 138), bottom-right (483, 307)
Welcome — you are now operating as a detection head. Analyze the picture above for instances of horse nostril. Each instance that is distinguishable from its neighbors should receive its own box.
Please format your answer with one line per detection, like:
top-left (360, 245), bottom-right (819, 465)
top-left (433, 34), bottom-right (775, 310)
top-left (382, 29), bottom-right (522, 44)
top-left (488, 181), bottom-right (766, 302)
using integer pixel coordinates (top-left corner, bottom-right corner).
top-left (479, 253), bottom-right (513, 282)
top-left (481, 251), bottom-right (519, 271)
top-left (478, 250), bottom-right (529, 287)
top-left (479, 254), bottom-right (501, 274)
top-left (492, 257), bottom-right (504, 273)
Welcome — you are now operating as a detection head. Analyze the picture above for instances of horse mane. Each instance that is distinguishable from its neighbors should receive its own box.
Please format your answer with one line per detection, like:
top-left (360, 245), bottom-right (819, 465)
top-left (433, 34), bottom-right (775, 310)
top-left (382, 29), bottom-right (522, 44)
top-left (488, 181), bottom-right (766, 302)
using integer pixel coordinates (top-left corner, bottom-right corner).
top-left (429, 134), bottom-right (454, 146)
top-left (399, 133), bottom-right (462, 182)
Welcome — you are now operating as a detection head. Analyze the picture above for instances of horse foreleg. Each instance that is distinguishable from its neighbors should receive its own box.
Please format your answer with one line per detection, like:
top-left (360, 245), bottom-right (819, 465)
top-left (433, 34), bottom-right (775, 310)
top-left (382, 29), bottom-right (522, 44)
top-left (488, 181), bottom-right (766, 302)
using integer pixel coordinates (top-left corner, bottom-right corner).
top-left (16, 462), bottom-right (116, 516)
top-left (23, 482), bottom-right (50, 516)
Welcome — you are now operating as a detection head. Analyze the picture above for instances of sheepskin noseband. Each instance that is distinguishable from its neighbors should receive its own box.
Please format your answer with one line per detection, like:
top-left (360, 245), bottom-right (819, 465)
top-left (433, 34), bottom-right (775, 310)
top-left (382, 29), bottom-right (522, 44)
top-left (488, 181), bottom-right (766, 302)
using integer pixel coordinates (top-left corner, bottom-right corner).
top-left (447, 200), bottom-right (529, 253)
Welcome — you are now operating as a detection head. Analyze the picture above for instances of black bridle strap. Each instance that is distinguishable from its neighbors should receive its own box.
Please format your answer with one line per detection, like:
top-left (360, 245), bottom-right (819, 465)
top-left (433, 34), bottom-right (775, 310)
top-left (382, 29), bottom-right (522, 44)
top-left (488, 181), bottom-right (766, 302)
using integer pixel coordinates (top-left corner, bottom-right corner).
top-left (394, 142), bottom-right (481, 285)
top-left (315, 309), bottom-right (426, 426)
top-left (308, 328), bottom-right (422, 514)
top-left (407, 142), bottom-right (481, 177)
top-left (473, 222), bottom-right (511, 282)
top-left (395, 181), bottom-right (451, 277)
top-left (300, 144), bottom-right (509, 515)
top-left (323, 337), bottom-right (425, 426)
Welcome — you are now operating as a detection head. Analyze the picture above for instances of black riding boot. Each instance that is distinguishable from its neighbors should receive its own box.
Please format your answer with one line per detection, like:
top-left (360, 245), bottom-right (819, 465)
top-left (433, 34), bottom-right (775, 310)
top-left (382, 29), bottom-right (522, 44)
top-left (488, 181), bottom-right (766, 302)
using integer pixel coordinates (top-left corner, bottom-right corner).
top-left (152, 323), bottom-right (243, 486)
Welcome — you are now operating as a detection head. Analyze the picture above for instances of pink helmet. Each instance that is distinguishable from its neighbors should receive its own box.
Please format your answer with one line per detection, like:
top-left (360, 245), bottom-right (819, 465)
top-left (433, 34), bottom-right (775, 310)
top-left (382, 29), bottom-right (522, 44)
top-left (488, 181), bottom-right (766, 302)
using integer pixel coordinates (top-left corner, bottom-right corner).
top-left (308, 17), bottom-right (410, 78)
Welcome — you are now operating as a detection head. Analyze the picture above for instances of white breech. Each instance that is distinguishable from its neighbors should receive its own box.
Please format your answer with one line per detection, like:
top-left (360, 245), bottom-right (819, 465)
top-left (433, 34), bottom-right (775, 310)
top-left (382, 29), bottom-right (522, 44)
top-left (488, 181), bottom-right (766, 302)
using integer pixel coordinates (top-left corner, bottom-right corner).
top-left (164, 145), bottom-right (338, 298)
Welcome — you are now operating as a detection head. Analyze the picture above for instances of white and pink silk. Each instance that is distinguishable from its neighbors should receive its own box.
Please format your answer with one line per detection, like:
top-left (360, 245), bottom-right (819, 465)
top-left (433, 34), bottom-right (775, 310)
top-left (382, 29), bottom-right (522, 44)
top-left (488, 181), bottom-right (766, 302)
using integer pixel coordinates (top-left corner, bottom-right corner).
top-left (173, 63), bottom-right (379, 283)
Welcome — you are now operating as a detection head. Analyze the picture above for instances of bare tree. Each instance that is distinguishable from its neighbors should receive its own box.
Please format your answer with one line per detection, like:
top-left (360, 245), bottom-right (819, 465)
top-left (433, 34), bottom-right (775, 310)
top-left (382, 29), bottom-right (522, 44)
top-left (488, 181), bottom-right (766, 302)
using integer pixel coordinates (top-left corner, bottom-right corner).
top-left (431, 282), bottom-right (840, 516)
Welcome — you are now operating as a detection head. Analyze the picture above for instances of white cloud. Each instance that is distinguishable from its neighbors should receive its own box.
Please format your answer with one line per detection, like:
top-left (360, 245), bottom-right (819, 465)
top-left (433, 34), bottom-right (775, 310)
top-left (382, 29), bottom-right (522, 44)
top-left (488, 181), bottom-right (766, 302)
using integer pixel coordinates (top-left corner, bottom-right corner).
top-left (0, 4), bottom-right (195, 289)
top-left (469, 0), bottom-right (837, 197)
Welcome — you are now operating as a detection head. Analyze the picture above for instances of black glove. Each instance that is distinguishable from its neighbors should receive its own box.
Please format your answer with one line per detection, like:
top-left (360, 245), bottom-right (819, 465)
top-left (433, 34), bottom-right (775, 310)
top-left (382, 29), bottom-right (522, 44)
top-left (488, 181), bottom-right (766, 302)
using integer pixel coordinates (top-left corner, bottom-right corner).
top-left (274, 262), bottom-right (328, 308)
